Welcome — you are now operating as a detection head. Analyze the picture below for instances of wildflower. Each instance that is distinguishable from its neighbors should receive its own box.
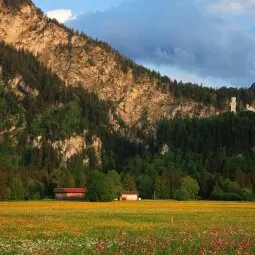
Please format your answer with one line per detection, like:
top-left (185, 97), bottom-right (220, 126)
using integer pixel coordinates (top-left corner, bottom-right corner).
top-left (121, 232), bottom-right (127, 239)
top-left (245, 239), bottom-right (251, 248)
top-left (141, 248), bottom-right (147, 254)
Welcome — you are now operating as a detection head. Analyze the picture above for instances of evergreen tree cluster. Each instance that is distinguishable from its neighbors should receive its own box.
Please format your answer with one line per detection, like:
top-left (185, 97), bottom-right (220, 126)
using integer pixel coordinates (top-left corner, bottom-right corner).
top-left (157, 112), bottom-right (255, 156)
top-left (2, 0), bottom-right (32, 9)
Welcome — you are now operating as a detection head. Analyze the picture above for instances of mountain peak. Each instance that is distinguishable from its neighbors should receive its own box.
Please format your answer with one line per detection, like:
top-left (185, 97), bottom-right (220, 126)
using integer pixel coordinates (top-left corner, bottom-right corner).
top-left (250, 82), bottom-right (255, 90)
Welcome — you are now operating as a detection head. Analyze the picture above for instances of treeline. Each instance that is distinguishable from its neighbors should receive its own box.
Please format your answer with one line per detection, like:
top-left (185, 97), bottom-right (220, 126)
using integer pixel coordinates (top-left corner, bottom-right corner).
top-left (153, 112), bottom-right (255, 200)
top-left (2, 0), bottom-right (33, 9)
top-left (1, 155), bottom-right (254, 201)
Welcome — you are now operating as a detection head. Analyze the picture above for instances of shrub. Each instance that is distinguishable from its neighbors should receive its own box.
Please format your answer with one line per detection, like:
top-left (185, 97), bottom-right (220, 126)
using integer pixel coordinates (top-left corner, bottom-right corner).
top-left (239, 188), bottom-right (253, 201)
top-left (174, 176), bottom-right (200, 201)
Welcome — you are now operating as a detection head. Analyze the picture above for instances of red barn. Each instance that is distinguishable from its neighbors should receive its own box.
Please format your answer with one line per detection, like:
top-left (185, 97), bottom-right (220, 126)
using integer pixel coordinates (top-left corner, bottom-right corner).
top-left (54, 188), bottom-right (87, 201)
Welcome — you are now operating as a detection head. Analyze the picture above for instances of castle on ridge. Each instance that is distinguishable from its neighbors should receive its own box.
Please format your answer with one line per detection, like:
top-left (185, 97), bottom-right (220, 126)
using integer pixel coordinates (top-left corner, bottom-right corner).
top-left (230, 97), bottom-right (255, 113)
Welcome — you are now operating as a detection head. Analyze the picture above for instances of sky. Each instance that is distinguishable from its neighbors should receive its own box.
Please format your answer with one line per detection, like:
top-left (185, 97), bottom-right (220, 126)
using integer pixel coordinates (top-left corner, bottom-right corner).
top-left (33, 0), bottom-right (255, 88)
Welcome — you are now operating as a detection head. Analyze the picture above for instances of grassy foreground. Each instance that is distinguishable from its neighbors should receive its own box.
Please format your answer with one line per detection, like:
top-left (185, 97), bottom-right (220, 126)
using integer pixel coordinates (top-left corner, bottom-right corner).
top-left (0, 201), bottom-right (254, 254)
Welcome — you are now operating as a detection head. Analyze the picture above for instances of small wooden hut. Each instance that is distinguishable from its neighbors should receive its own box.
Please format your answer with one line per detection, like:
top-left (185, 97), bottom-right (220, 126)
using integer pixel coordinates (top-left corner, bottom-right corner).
top-left (54, 188), bottom-right (87, 201)
top-left (119, 191), bottom-right (138, 201)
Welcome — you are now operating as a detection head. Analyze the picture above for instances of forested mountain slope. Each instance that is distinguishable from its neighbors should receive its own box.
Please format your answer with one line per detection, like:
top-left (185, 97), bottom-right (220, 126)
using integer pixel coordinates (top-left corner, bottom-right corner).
top-left (1, 0), bottom-right (255, 128)
top-left (0, 1), bottom-right (254, 202)
top-left (0, 42), bottom-right (254, 201)
top-left (0, 42), bottom-right (145, 200)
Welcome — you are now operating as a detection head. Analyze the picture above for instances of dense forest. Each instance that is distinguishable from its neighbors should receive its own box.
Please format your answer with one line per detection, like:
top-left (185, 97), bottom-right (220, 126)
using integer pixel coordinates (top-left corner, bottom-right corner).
top-left (0, 40), bottom-right (254, 202)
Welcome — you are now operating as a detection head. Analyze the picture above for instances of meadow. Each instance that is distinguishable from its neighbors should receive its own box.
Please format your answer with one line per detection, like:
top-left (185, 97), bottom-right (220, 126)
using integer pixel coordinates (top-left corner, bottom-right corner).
top-left (0, 201), bottom-right (254, 255)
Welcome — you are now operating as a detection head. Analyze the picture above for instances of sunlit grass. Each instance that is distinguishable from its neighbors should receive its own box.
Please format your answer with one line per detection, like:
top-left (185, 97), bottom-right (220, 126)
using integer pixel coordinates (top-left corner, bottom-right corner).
top-left (0, 201), bottom-right (254, 254)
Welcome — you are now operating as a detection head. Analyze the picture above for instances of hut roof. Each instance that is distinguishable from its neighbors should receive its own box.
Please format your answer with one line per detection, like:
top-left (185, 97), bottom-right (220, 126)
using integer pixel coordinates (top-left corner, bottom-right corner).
top-left (54, 188), bottom-right (87, 194)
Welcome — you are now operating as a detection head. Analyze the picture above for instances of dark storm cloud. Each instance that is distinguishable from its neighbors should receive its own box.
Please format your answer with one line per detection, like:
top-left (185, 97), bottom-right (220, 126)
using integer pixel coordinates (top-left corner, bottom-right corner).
top-left (68, 0), bottom-right (255, 86)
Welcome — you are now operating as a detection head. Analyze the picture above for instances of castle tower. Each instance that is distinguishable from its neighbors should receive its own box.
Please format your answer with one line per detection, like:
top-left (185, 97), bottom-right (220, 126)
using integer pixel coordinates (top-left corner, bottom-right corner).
top-left (230, 97), bottom-right (236, 113)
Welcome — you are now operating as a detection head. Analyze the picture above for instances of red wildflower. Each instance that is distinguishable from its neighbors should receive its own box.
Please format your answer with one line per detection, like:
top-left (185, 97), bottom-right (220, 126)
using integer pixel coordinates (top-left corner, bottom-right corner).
top-left (141, 248), bottom-right (147, 254)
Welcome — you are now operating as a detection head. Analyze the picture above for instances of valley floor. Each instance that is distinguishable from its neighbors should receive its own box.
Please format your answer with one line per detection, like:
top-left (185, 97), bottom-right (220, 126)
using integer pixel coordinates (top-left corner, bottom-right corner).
top-left (0, 201), bottom-right (254, 254)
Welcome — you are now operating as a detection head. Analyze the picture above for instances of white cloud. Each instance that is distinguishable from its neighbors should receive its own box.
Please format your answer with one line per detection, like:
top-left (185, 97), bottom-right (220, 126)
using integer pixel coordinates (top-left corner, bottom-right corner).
top-left (46, 9), bottom-right (75, 23)
top-left (208, 0), bottom-right (255, 15)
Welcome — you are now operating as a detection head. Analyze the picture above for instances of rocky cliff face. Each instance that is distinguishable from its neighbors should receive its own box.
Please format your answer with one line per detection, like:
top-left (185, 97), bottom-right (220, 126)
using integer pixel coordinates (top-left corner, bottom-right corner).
top-left (0, 0), bottom-right (218, 127)
top-left (0, 63), bottom-right (102, 166)
top-left (0, 65), bottom-right (26, 142)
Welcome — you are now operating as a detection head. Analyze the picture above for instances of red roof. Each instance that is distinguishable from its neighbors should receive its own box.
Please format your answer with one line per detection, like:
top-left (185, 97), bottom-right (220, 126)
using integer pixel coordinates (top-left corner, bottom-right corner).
top-left (54, 188), bottom-right (87, 194)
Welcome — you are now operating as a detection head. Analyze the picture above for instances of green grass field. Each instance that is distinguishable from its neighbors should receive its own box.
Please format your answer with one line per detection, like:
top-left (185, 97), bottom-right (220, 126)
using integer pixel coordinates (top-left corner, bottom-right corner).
top-left (0, 201), bottom-right (254, 254)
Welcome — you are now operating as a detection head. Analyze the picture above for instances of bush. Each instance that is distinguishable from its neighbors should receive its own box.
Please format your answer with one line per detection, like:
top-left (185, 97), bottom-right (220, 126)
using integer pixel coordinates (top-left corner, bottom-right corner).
top-left (27, 179), bottom-right (44, 200)
top-left (223, 179), bottom-right (240, 193)
top-left (210, 185), bottom-right (224, 200)
top-left (9, 178), bottom-right (25, 200)
top-left (87, 170), bottom-right (116, 202)
top-left (174, 176), bottom-right (200, 201)
top-left (239, 188), bottom-right (253, 201)
top-left (174, 188), bottom-right (190, 201)
top-left (210, 179), bottom-right (254, 201)
top-left (221, 192), bottom-right (243, 201)
top-left (210, 185), bottom-right (245, 201)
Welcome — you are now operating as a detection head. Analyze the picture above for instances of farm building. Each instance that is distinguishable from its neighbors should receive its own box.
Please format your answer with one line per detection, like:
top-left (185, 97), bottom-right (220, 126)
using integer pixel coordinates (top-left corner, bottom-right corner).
top-left (54, 188), bottom-right (87, 201)
top-left (119, 191), bottom-right (139, 201)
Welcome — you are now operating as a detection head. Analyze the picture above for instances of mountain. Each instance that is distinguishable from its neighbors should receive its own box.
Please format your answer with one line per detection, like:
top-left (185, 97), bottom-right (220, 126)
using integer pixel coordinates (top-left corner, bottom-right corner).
top-left (1, 0), bottom-right (255, 128)
top-left (0, 41), bottom-right (148, 199)
top-left (249, 83), bottom-right (255, 92)
top-left (0, 0), bottom-right (173, 126)
top-left (0, 0), bottom-right (254, 201)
